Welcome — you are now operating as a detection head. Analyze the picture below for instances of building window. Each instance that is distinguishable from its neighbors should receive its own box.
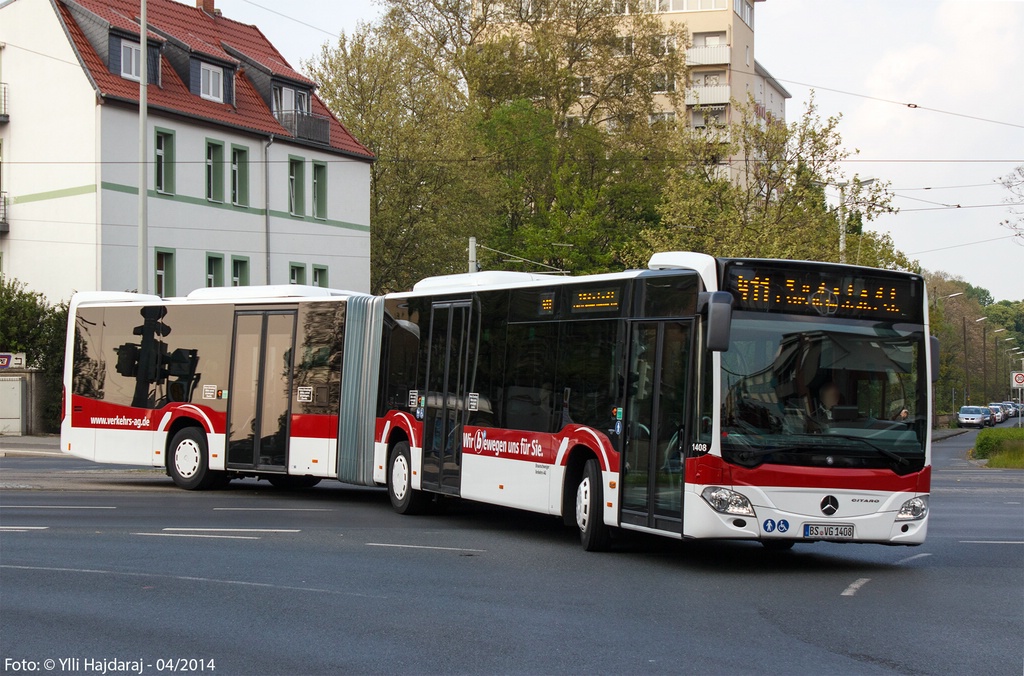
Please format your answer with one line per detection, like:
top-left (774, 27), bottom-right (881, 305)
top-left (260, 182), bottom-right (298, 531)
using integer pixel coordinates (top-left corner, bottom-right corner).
top-left (649, 112), bottom-right (676, 128)
top-left (206, 254), bottom-right (224, 287)
top-left (231, 257), bottom-right (249, 286)
top-left (288, 157), bottom-right (305, 216)
top-left (155, 249), bottom-right (175, 297)
top-left (312, 162), bottom-right (327, 219)
top-left (673, 0), bottom-right (725, 10)
top-left (734, 0), bottom-right (753, 26)
top-left (206, 140), bottom-right (224, 202)
top-left (121, 41), bottom-right (141, 81)
top-left (155, 129), bottom-right (175, 194)
top-left (652, 73), bottom-right (675, 93)
top-left (312, 265), bottom-right (328, 288)
top-left (289, 263), bottom-right (306, 285)
top-left (200, 63), bottom-right (223, 102)
top-left (231, 146), bottom-right (249, 207)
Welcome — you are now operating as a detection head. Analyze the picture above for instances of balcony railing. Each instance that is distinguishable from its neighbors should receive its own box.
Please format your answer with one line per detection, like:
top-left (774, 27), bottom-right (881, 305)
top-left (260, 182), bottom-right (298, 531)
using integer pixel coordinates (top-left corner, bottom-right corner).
top-left (685, 85), bottom-right (731, 106)
top-left (0, 192), bottom-right (9, 233)
top-left (686, 45), bottom-right (731, 66)
top-left (0, 82), bottom-right (9, 123)
top-left (275, 109), bottom-right (330, 145)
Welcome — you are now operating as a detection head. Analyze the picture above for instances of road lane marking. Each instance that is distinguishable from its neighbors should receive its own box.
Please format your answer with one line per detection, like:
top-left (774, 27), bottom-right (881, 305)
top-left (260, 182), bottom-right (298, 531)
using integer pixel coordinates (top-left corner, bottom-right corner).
top-left (213, 508), bottom-right (332, 512)
top-left (0, 564), bottom-right (387, 598)
top-left (895, 553), bottom-right (932, 565)
top-left (2, 505), bottom-right (116, 509)
top-left (366, 543), bottom-right (486, 553)
top-left (959, 540), bottom-right (1024, 544)
top-left (841, 578), bottom-right (871, 596)
top-left (133, 533), bottom-right (261, 540)
top-left (162, 528), bottom-right (301, 533)
top-left (0, 526), bottom-right (50, 532)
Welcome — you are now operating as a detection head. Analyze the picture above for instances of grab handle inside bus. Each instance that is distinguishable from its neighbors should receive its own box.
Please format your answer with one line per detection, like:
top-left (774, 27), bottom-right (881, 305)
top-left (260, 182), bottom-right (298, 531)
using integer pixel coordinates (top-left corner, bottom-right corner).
top-left (930, 335), bottom-right (940, 383)
top-left (699, 291), bottom-right (733, 352)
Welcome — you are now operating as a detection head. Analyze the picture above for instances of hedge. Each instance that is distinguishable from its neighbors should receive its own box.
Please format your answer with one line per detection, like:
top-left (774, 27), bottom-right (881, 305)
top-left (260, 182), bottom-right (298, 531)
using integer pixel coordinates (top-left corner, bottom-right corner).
top-left (974, 427), bottom-right (1024, 459)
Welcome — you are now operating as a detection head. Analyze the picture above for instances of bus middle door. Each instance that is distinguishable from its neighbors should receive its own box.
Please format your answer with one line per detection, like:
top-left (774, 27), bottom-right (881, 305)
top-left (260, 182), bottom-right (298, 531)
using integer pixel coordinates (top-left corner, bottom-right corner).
top-left (421, 301), bottom-right (474, 495)
top-left (621, 321), bottom-right (692, 534)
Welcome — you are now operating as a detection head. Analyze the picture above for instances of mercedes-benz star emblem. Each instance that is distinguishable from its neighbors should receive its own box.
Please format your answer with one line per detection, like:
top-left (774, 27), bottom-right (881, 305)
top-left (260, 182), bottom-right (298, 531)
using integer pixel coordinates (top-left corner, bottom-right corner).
top-left (820, 495), bottom-right (839, 516)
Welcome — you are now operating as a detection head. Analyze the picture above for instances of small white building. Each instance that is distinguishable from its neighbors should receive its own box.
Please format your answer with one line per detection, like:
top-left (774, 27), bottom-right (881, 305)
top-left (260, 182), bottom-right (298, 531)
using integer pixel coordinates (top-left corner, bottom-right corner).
top-left (0, 0), bottom-right (374, 302)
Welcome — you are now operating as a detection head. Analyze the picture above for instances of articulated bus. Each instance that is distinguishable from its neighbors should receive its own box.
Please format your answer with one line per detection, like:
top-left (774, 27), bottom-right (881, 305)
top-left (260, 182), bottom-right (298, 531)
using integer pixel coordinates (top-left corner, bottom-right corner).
top-left (62, 253), bottom-right (936, 550)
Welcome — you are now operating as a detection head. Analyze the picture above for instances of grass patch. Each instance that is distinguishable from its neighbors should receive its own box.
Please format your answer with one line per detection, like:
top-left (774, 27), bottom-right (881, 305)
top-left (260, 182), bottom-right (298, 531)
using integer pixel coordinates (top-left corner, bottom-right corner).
top-left (974, 427), bottom-right (1024, 459)
top-left (985, 440), bottom-right (1024, 469)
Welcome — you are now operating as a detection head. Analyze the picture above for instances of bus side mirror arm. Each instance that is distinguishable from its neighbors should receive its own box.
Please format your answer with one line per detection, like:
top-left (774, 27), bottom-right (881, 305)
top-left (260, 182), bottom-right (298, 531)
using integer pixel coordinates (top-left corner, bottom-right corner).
top-left (698, 291), bottom-right (733, 352)
top-left (930, 335), bottom-right (940, 383)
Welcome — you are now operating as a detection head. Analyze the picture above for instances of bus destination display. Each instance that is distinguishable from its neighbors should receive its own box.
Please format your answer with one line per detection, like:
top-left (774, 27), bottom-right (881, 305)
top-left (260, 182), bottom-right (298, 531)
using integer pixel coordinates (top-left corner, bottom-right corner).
top-left (570, 288), bottom-right (620, 314)
top-left (724, 264), bottom-right (922, 322)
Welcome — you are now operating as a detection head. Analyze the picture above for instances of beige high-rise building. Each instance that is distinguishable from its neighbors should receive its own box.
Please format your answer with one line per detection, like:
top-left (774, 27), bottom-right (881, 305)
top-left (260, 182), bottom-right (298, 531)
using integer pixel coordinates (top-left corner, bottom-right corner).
top-left (628, 0), bottom-right (790, 130)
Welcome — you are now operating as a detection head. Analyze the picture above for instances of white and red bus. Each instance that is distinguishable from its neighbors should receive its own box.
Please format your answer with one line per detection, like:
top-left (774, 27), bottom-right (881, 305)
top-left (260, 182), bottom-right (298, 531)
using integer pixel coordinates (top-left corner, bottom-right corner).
top-left (373, 252), bottom-right (935, 550)
top-left (62, 253), bottom-right (935, 550)
top-left (61, 285), bottom-right (384, 489)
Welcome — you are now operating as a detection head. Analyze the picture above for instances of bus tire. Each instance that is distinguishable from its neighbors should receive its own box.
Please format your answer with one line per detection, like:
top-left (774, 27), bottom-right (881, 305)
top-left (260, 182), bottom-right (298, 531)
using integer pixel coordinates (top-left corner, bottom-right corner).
top-left (168, 427), bottom-right (214, 490)
top-left (576, 458), bottom-right (611, 552)
top-left (388, 441), bottom-right (426, 514)
top-left (267, 475), bottom-right (322, 489)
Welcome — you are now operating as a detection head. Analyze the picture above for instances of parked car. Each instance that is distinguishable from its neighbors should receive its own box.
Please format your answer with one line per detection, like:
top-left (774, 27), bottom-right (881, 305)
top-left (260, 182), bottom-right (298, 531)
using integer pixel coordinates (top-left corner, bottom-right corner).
top-left (958, 406), bottom-right (992, 428)
top-left (1002, 402), bottom-right (1020, 418)
top-left (988, 405), bottom-right (1004, 424)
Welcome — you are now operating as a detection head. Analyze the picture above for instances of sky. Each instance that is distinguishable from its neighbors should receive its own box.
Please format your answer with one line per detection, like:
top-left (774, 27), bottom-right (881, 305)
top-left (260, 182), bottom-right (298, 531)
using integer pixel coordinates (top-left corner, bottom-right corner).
top-left (215, 0), bottom-right (1024, 302)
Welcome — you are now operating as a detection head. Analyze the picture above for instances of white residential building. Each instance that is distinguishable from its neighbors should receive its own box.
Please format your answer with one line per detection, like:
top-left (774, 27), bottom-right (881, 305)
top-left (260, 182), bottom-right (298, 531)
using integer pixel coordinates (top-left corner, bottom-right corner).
top-left (0, 0), bottom-right (374, 302)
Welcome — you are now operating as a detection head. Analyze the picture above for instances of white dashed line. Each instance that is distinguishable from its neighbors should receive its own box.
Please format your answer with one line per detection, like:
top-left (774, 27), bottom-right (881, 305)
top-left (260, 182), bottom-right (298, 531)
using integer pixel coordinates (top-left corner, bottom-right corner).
top-left (0, 526), bottom-right (50, 532)
top-left (959, 540), bottom-right (1024, 545)
top-left (841, 578), bottom-right (871, 596)
top-left (2, 505), bottom-right (116, 509)
top-left (212, 508), bottom-right (331, 512)
top-left (133, 533), bottom-right (261, 540)
top-left (895, 553), bottom-right (932, 565)
top-left (162, 528), bottom-right (301, 533)
top-left (366, 543), bottom-right (486, 553)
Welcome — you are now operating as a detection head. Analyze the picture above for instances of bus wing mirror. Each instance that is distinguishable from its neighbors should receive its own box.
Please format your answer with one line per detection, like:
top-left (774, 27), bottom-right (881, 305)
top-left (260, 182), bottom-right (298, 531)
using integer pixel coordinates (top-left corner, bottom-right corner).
top-left (930, 335), bottom-right (940, 383)
top-left (699, 291), bottom-right (733, 352)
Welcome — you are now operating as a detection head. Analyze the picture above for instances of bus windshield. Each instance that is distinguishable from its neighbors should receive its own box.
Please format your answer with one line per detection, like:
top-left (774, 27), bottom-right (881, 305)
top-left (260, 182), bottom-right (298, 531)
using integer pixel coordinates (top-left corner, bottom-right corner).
top-left (720, 313), bottom-right (927, 474)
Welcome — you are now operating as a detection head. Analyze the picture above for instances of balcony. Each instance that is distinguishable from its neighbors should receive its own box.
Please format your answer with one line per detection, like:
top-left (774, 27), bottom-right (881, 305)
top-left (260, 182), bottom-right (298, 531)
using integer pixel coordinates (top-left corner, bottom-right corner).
top-left (686, 45), bottom-right (731, 66)
top-left (685, 85), bottom-right (731, 106)
top-left (1, 192), bottom-right (8, 233)
top-left (0, 82), bottom-right (8, 123)
top-left (275, 109), bottom-right (330, 145)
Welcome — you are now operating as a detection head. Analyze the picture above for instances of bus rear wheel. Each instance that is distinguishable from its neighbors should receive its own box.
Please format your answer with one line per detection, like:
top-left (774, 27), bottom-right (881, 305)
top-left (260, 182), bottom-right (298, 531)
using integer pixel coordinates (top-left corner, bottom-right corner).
top-left (576, 458), bottom-right (611, 552)
top-left (168, 427), bottom-right (216, 490)
top-left (388, 441), bottom-right (426, 514)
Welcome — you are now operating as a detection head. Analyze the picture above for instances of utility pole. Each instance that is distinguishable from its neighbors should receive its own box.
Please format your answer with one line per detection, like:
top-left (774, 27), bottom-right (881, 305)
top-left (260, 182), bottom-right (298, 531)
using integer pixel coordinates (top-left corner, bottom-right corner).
top-left (962, 316), bottom-right (968, 404)
top-left (468, 237), bottom-right (477, 273)
top-left (137, 0), bottom-right (148, 294)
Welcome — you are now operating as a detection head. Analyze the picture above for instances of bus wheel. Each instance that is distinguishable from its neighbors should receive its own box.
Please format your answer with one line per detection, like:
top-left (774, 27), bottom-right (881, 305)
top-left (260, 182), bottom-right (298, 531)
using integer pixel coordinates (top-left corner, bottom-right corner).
top-left (388, 441), bottom-right (426, 514)
top-left (267, 475), bottom-right (322, 489)
top-left (576, 458), bottom-right (611, 552)
top-left (168, 427), bottom-right (214, 490)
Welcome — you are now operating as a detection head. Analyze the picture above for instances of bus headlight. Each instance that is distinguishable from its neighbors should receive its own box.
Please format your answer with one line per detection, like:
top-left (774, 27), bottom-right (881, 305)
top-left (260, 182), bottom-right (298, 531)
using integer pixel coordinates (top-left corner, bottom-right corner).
top-left (896, 496), bottom-right (928, 521)
top-left (701, 487), bottom-right (755, 516)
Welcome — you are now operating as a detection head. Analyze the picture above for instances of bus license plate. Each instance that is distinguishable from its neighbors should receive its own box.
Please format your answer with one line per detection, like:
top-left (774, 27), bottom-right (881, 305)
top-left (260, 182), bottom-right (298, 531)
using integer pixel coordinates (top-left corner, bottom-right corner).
top-left (803, 524), bottom-right (854, 539)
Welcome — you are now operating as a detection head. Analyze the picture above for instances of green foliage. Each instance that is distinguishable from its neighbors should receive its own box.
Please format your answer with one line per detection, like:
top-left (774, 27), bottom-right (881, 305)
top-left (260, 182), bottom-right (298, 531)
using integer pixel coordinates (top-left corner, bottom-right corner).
top-left (973, 427), bottom-right (1024, 459)
top-left (985, 440), bottom-right (1024, 469)
top-left (0, 275), bottom-right (50, 358)
top-left (0, 276), bottom-right (67, 432)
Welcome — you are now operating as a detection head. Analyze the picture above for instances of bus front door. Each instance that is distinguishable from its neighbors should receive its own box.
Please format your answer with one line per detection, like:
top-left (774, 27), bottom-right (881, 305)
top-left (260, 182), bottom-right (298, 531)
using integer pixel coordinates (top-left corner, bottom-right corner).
top-left (621, 321), bottom-right (692, 533)
top-left (226, 310), bottom-right (297, 472)
top-left (421, 301), bottom-right (474, 495)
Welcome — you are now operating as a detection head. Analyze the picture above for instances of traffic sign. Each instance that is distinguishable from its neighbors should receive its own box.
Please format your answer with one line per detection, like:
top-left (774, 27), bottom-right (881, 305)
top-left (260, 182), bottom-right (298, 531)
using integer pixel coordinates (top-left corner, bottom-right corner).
top-left (1013, 371), bottom-right (1024, 389)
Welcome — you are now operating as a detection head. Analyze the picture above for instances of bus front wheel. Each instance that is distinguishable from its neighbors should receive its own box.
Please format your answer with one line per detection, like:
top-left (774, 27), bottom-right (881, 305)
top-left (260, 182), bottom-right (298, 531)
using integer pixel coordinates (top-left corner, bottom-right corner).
top-left (168, 427), bottom-right (215, 490)
top-left (388, 441), bottom-right (426, 514)
top-left (576, 458), bottom-right (611, 552)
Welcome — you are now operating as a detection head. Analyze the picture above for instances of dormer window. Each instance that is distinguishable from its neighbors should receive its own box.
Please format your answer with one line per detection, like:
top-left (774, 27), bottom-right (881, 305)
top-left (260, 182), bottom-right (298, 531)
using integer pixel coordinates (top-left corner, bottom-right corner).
top-left (200, 63), bottom-right (223, 102)
top-left (121, 41), bottom-right (141, 81)
top-left (272, 84), bottom-right (308, 116)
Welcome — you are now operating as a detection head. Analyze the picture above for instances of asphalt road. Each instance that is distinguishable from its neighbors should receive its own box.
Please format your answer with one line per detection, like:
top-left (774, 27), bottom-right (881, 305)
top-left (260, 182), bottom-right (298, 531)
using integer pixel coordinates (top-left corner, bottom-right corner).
top-left (1, 426), bottom-right (1021, 675)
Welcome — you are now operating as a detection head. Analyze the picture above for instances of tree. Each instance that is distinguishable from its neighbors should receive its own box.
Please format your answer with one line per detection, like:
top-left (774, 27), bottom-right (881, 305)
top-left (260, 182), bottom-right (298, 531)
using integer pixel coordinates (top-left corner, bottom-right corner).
top-left (0, 275), bottom-right (67, 432)
top-left (625, 95), bottom-right (910, 270)
top-left (306, 23), bottom-right (489, 293)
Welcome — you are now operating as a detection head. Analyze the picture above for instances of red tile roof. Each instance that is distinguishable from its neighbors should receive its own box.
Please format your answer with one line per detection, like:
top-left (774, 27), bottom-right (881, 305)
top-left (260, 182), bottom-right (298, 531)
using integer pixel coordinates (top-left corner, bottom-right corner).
top-left (57, 0), bottom-right (372, 159)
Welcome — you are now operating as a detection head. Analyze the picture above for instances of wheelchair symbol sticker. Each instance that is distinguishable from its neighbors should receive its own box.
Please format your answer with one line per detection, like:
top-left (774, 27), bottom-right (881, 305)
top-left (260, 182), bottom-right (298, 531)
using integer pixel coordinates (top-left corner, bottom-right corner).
top-left (777, 519), bottom-right (790, 533)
